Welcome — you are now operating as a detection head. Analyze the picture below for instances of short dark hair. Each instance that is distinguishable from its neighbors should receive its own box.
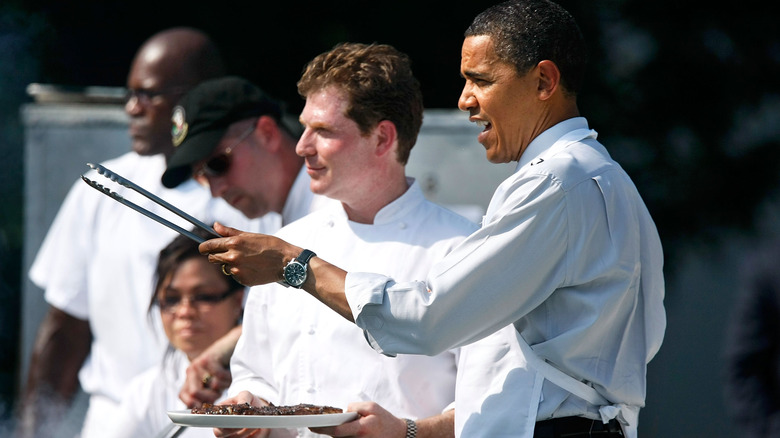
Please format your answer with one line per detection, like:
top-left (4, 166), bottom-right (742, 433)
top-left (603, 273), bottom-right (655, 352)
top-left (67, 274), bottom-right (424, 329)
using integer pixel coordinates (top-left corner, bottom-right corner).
top-left (465, 0), bottom-right (587, 95)
top-left (297, 42), bottom-right (423, 165)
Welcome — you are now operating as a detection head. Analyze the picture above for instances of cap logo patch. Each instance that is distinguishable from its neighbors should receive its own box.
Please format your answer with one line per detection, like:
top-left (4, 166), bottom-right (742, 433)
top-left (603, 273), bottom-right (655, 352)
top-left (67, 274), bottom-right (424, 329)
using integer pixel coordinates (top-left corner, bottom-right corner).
top-left (171, 106), bottom-right (188, 147)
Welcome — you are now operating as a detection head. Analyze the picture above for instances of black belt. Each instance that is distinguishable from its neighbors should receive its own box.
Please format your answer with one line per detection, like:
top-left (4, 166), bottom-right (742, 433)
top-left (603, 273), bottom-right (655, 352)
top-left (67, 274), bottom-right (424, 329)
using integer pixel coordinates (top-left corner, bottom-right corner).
top-left (534, 417), bottom-right (624, 438)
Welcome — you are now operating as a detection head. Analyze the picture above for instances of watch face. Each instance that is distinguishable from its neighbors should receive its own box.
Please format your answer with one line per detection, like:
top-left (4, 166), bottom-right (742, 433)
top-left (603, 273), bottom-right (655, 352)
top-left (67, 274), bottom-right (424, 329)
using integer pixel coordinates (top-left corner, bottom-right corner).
top-left (284, 262), bottom-right (307, 287)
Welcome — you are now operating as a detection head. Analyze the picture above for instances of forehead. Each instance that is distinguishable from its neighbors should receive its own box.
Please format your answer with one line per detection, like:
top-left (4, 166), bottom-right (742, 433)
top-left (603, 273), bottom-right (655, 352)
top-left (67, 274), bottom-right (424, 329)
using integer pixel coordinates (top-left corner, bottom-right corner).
top-left (300, 86), bottom-right (351, 124)
top-left (461, 35), bottom-right (513, 73)
top-left (127, 46), bottom-right (181, 89)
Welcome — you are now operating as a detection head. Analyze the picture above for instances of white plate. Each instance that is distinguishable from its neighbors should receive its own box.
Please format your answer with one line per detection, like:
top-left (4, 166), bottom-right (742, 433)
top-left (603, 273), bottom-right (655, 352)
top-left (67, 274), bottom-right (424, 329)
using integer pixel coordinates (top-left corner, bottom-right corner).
top-left (167, 410), bottom-right (358, 428)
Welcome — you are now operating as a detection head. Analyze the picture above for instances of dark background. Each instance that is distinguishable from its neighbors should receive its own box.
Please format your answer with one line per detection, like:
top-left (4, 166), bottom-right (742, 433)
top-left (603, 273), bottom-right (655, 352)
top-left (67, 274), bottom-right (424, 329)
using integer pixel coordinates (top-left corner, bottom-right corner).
top-left (1, 0), bottom-right (779, 434)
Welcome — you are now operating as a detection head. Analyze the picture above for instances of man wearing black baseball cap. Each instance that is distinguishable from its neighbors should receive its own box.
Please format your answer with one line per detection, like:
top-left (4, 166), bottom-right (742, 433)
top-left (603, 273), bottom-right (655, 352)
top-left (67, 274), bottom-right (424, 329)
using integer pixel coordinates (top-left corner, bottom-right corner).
top-left (162, 76), bottom-right (334, 221)
top-left (162, 76), bottom-right (336, 407)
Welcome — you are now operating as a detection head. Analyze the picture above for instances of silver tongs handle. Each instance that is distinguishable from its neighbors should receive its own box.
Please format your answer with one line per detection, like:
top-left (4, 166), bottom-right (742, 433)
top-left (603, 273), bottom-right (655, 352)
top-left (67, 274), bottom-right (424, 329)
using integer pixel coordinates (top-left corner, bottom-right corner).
top-left (81, 163), bottom-right (221, 244)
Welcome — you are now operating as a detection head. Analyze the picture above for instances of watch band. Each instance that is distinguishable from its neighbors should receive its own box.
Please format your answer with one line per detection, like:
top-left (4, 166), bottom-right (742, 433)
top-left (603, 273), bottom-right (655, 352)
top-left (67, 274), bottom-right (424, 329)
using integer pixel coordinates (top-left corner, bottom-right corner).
top-left (296, 249), bottom-right (316, 265)
top-left (404, 418), bottom-right (417, 438)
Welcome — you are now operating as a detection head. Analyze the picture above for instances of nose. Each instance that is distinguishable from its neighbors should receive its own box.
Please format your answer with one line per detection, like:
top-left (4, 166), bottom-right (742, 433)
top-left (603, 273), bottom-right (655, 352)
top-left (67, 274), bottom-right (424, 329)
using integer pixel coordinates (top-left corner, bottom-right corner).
top-left (173, 297), bottom-right (198, 317)
top-left (458, 83), bottom-right (477, 112)
top-left (295, 128), bottom-right (315, 157)
top-left (207, 175), bottom-right (229, 199)
top-left (125, 95), bottom-right (143, 116)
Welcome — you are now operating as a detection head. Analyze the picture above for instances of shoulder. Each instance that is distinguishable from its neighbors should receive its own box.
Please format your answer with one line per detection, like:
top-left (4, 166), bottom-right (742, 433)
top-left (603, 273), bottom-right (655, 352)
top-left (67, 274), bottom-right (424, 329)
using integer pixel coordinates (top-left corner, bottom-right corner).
top-left (533, 139), bottom-right (621, 189)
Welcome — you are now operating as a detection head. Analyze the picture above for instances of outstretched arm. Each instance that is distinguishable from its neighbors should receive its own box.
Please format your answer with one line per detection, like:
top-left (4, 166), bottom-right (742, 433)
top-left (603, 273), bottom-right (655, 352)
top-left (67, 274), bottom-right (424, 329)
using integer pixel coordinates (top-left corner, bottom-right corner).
top-left (200, 222), bottom-right (353, 321)
top-left (17, 306), bottom-right (91, 437)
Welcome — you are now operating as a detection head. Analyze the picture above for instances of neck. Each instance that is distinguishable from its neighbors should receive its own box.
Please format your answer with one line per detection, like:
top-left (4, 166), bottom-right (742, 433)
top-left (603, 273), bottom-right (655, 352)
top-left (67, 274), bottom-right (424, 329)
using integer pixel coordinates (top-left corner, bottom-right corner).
top-left (341, 172), bottom-right (409, 224)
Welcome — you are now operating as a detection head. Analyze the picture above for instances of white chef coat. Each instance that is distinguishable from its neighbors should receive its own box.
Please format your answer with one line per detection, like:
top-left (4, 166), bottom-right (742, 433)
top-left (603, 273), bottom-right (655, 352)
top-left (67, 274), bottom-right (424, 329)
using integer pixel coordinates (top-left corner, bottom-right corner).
top-left (105, 349), bottom-right (210, 438)
top-left (230, 180), bottom-right (478, 438)
top-left (106, 348), bottom-right (295, 438)
top-left (345, 118), bottom-right (666, 438)
top-left (29, 151), bottom-right (272, 437)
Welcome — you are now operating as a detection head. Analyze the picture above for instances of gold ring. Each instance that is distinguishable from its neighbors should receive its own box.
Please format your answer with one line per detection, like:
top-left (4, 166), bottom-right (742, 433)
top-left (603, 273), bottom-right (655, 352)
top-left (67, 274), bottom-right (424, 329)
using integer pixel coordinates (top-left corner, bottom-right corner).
top-left (201, 373), bottom-right (213, 388)
top-left (221, 264), bottom-right (231, 276)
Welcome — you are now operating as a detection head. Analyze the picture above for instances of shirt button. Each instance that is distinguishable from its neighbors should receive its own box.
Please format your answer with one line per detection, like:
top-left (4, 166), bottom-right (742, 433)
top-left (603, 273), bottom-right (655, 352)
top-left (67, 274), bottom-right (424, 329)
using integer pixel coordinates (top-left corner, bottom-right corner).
top-left (398, 222), bottom-right (407, 229)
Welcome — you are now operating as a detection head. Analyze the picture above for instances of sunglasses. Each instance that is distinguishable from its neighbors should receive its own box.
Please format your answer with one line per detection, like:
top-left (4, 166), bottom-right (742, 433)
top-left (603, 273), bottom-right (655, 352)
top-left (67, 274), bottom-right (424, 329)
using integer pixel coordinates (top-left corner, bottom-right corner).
top-left (157, 288), bottom-right (242, 314)
top-left (196, 124), bottom-right (256, 178)
top-left (126, 87), bottom-right (186, 106)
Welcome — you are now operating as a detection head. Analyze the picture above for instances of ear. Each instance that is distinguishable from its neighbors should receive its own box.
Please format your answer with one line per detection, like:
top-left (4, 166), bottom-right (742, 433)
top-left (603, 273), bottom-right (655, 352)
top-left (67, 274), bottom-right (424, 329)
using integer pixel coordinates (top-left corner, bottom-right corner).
top-left (536, 60), bottom-right (561, 101)
top-left (373, 120), bottom-right (398, 158)
top-left (254, 115), bottom-right (280, 151)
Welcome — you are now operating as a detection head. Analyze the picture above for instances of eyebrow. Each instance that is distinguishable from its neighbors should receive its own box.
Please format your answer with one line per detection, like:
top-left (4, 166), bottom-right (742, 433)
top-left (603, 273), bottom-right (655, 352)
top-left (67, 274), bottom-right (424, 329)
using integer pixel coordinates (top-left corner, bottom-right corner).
top-left (301, 119), bottom-right (332, 131)
top-left (461, 69), bottom-right (490, 80)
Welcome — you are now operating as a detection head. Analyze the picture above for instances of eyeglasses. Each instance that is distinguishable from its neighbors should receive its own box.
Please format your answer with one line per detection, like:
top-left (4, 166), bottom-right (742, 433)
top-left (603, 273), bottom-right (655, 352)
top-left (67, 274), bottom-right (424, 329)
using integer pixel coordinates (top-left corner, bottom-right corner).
top-left (195, 124), bottom-right (256, 179)
top-left (157, 288), bottom-right (242, 314)
top-left (125, 87), bottom-right (186, 106)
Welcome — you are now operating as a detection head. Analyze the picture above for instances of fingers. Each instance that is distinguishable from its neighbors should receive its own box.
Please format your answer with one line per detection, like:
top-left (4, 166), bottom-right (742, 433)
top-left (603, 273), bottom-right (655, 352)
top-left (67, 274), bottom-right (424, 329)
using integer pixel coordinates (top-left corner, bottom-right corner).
top-left (213, 427), bottom-right (264, 437)
top-left (180, 361), bottom-right (232, 407)
top-left (200, 222), bottom-right (243, 257)
top-left (214, 221), bottom-right (242, 237)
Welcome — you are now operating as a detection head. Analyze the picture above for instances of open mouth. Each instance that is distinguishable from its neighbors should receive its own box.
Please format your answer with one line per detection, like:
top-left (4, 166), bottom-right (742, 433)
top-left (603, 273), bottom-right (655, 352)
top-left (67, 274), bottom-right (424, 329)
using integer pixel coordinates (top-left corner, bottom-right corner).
top-left (473, 119), bottom-right (492, 145)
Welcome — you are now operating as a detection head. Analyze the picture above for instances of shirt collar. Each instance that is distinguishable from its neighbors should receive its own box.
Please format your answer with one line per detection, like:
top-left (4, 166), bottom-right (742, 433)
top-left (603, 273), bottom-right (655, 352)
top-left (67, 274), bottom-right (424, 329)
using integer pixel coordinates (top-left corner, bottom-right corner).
top-left (328, 177), bottom-right (422, 225)
top-left (516, 117), bottom-right (590, 171)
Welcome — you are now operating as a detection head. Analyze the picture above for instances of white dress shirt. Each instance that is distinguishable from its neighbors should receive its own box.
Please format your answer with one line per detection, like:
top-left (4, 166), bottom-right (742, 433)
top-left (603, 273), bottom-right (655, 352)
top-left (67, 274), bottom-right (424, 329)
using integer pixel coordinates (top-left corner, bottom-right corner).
top-left (29, 151), bottom-right (271, 437)
top-left (345, 118), bottom-right (666, 438)
top-left (230, 180), bottom-right (478, 438)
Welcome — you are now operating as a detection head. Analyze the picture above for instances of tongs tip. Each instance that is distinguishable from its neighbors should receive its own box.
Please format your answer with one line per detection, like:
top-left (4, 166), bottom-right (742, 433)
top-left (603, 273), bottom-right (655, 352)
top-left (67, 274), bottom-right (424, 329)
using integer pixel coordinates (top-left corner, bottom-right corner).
top-left (87, 162), bottom-right (120, 182)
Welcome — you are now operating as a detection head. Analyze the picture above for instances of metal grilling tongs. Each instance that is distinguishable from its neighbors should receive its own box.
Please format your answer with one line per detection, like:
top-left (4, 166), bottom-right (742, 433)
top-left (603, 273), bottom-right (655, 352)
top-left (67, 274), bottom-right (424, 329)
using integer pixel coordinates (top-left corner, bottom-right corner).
top-left (81, 162), bottom-right (221, 243)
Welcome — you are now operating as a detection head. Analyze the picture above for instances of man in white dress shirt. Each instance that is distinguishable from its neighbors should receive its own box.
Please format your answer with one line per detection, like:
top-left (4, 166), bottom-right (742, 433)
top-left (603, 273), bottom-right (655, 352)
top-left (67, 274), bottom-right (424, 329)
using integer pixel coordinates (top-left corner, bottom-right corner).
top-left (199, 2), bottom-right (667, 437)
top-left (19, 28), bottom-right (263, 438)
top-left (212, 42), bottom-right (478, 438)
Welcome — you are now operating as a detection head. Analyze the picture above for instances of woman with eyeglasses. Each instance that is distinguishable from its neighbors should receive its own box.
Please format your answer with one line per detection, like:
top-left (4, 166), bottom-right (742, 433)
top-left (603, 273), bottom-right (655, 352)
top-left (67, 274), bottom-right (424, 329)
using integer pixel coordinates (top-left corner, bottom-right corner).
top-left (105, 228), bottom-right (249, 438)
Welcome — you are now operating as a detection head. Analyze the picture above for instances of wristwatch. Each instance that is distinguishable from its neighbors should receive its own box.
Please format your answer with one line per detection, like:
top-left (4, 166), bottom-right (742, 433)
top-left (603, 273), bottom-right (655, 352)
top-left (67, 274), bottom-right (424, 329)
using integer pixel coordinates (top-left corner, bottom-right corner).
top-left (282, 249), bottom-right (316, 288)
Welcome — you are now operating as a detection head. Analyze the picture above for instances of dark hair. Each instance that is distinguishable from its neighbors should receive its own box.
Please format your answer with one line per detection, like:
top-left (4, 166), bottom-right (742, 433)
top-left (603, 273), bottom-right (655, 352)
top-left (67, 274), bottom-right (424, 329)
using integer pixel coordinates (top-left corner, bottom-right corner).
top-left (148, 228), bottom-right (243, 313)
top-left (297, 42), bottom-right (423, 164)
top-left (465, 0), bottom-right (587, 95)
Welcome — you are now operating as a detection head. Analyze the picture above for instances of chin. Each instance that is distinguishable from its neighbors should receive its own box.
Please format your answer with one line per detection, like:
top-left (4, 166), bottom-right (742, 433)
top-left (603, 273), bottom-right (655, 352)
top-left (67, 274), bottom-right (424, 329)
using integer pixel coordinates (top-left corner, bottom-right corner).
top-left (485, 150), bottom-right (506, 164)
top-left (131, 141), bottom-right (162, 157)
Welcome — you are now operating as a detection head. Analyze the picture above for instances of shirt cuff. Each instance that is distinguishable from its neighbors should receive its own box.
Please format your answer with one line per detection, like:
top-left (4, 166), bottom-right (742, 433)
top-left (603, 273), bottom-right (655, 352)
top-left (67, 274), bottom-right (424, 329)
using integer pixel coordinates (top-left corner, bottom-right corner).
top-left (345, 272), bottom-right (392, 320)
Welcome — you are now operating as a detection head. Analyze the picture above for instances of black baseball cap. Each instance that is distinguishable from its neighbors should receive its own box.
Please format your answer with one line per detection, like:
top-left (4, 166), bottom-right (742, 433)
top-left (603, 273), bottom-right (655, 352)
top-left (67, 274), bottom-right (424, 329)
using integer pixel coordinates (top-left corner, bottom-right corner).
top-left (162, 76), bottom-right (296, 188)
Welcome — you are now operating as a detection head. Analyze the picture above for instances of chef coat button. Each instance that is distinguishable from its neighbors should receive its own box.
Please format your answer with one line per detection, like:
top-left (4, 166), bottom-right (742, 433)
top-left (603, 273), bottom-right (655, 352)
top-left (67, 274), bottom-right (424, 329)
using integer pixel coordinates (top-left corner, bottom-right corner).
top-left (307, 387), bottom-right (316, 394)
top-left (398, 222), bottom-right (407, 229)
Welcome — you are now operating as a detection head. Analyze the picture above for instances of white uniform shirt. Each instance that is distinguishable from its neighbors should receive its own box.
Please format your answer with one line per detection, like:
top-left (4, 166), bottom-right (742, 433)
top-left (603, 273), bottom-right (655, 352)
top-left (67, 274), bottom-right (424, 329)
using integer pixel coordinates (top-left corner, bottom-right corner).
top-left (28, 152), bottom-right (272, 436)
top-left (107, 349), bottom-right (295, 438)
top-left (230, 180), bottom-right (478, 438)
top-left (104, 349), bottom-right (211, 438)
top-left (345, 118), bottom-right (666, 438)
